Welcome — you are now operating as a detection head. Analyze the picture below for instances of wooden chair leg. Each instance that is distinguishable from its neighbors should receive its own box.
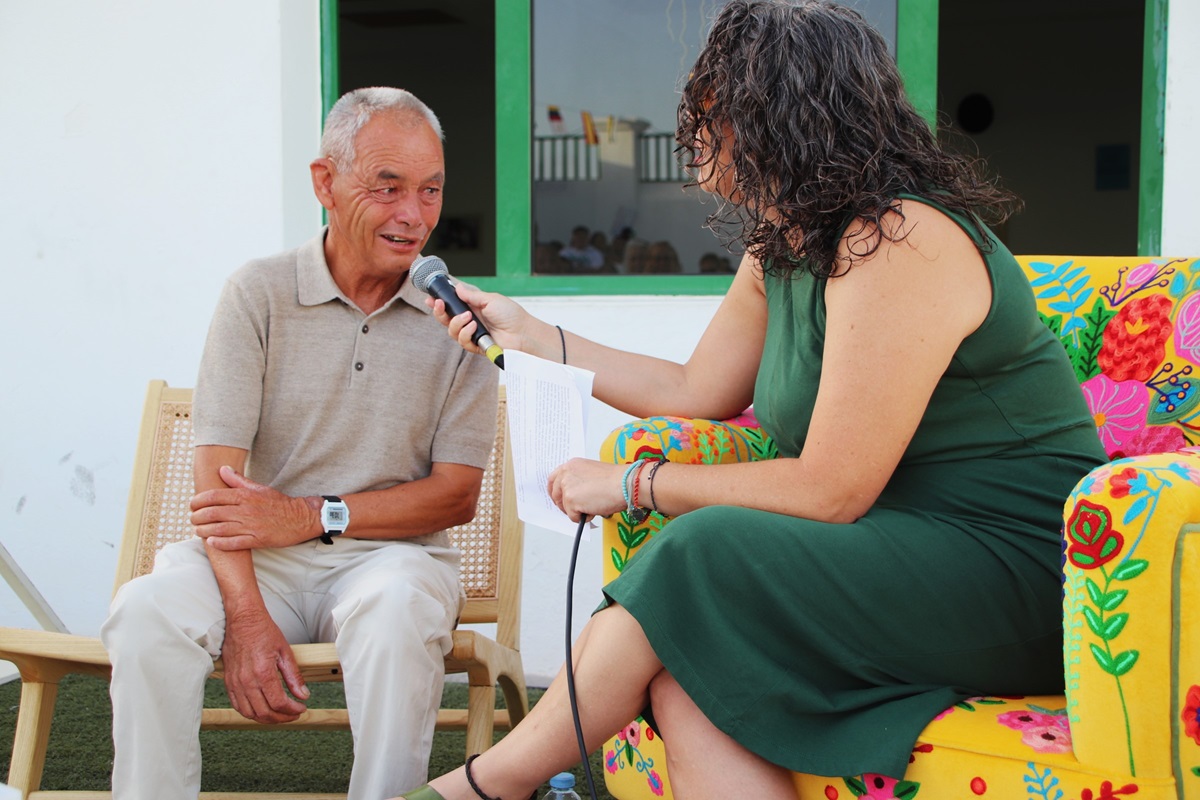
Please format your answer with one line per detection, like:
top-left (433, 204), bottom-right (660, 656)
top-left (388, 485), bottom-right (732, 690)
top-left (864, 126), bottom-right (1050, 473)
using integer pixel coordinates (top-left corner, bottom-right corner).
top-left (465, 683), bottom-right (498, 757)
top-left (497, 673), bottom-right (529, 728)
top-left (7, 678), bottom-right (59, 795)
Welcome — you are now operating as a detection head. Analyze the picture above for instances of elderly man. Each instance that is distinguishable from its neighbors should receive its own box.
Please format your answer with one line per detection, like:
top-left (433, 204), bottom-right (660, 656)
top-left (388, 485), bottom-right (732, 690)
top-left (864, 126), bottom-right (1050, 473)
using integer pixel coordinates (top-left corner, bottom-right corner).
top-left (101, 87), bottom-right (498, 799)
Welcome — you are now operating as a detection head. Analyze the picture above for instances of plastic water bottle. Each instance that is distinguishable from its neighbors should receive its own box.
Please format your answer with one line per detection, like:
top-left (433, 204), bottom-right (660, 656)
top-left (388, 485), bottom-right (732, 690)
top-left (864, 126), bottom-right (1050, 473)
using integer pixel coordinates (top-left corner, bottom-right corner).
top-left (542, 771), bottom-right (583, 800)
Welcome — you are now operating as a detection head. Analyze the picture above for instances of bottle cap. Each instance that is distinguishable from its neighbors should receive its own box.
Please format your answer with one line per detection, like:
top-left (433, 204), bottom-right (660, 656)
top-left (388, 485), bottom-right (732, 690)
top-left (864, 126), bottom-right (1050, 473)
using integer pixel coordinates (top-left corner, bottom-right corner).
top-left (549, 772), bottom-right (576, 789)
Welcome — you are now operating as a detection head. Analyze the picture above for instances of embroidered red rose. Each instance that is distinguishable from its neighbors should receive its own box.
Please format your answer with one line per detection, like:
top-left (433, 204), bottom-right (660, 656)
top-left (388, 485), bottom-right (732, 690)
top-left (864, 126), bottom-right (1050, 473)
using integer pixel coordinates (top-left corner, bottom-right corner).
top-left (1066, 499), bottom-right (1125, 569)
top-left (1183, 684), bottom-right (1200, 745)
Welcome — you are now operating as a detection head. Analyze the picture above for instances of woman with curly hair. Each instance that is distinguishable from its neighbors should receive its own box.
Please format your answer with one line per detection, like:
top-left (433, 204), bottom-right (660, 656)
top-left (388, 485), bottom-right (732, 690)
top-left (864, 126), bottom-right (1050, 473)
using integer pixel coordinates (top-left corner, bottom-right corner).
top-left (400, 1), bottom-right (1106, 798)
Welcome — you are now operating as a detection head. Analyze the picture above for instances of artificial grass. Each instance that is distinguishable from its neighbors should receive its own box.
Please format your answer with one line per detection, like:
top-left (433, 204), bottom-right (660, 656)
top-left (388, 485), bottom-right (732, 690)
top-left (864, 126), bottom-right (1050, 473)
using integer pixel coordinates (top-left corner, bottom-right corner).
top-left (0, 674), bottom-right (615, 798)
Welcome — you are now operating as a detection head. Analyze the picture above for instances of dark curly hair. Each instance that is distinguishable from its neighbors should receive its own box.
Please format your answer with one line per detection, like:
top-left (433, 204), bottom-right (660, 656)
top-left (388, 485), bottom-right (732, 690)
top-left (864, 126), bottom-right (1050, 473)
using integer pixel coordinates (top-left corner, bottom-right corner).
top-left (677, 0), bottom-right (1020, 279)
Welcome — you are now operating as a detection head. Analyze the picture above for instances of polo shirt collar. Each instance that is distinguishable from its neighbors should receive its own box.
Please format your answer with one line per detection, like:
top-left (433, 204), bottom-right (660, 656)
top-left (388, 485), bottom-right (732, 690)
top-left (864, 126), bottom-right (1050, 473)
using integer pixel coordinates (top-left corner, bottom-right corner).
top-left (297, 228), bottom-right (432, 316)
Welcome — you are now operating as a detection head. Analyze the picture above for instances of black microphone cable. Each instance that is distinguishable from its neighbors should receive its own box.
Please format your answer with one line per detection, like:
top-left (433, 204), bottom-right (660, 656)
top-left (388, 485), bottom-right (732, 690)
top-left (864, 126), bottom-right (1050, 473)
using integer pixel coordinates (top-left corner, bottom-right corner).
top-left (565, 513), bottom-right (600, 800)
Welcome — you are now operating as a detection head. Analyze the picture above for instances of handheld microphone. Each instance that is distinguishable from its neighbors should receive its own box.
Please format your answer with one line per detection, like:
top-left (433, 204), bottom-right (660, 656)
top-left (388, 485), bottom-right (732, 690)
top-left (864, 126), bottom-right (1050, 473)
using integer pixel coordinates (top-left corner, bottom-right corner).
top-left (410, 255), bottom-right (505, 369)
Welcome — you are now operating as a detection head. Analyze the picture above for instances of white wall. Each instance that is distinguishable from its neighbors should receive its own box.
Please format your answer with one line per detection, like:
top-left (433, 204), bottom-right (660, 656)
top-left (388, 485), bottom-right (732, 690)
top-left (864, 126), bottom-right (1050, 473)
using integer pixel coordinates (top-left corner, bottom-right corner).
top-left (0, 0), bottom-right (322, 675)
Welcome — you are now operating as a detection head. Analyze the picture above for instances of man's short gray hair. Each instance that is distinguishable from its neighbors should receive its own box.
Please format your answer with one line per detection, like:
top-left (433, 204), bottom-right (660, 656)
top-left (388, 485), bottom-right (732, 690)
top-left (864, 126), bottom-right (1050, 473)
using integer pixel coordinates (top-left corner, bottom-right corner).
top-left (320, 87), bottom-right (443, 168)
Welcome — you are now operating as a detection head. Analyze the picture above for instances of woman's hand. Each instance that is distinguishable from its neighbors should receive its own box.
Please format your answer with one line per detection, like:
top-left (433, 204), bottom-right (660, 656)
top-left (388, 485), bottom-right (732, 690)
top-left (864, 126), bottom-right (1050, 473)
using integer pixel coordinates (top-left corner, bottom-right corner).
top-left (548, 458), bottom-right (629, 522)
top-left (425, 281), bottom-right (534, 356)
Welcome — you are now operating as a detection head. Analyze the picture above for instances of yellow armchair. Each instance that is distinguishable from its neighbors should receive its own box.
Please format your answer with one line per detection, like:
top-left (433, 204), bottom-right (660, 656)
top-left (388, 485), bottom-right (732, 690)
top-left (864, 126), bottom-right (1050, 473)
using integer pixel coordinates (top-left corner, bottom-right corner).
top-left (599, 256), bottom-right (1200, 800)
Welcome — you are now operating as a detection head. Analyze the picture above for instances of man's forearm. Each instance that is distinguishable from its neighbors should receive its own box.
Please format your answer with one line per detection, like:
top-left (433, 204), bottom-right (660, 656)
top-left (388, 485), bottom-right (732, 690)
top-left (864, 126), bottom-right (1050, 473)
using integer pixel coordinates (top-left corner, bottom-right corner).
top-left (194, 444), bottom-right (267, 615)
top-left (205, 544), bottom-right (267, 617)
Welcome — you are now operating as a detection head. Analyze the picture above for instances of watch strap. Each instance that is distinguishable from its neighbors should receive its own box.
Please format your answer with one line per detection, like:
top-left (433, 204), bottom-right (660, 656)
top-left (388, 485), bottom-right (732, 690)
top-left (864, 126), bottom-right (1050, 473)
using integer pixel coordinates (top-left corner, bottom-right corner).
top-left (319, 495), bottom-right (347, 545)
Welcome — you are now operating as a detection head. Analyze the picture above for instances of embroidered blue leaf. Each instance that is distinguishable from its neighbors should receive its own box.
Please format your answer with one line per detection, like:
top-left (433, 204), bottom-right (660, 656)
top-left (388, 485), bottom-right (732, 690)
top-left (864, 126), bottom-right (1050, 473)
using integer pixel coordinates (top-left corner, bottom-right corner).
top-left (1062, 265), bottom-right (1086, 285)
top-left (1037, 285), bottom-right (1067, 300)
top-left (1173, 272), bottom-right (1188, 295)
top-left (1062, 317), bottom-right (1087, 336)
top-left (1049, 299), bottom-right (1082, 314)
top-left (1122, 495), bottom-right (1150, 525)
top-left (1028, 260), bottom-right (1064, 276)
top-left (1111, 559), bottom-right (1150, 581)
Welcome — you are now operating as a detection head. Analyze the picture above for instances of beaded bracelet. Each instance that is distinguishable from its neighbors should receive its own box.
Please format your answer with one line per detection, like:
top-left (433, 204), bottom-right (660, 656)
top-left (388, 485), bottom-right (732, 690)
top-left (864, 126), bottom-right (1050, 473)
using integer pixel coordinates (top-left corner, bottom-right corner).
top-left (621, 458), bottom-right (651, 524)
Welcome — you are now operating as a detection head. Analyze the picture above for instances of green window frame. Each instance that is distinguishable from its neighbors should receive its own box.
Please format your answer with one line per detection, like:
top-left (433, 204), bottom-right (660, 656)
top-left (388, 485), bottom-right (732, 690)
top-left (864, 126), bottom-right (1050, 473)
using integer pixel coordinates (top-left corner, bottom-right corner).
top-left (320, 0), bottom-right (941, 296)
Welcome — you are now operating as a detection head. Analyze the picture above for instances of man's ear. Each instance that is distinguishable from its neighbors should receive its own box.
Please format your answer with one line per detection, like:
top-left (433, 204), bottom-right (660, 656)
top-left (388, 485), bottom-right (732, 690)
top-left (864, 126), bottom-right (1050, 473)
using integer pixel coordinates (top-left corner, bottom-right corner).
top-left (310, 158), bottom-right (335, 210)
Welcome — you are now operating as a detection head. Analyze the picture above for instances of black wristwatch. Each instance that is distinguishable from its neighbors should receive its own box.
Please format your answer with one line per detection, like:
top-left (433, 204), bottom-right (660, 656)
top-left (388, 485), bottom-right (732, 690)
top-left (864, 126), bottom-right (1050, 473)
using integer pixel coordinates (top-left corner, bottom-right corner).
top-left (319, 495), bottom-right (349, 544)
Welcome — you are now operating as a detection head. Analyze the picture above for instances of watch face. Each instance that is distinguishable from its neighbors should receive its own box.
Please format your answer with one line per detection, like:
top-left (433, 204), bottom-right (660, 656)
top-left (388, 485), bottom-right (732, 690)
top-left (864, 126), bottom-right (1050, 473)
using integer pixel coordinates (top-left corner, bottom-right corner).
top-left (326, 507), bottom-right (348, 526)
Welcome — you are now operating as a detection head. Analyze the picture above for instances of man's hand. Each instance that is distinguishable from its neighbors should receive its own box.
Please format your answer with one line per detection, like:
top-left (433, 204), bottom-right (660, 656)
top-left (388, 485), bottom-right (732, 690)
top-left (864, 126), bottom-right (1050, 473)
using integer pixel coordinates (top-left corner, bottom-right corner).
top-left (192, 466), bottom-right (318, 551)
top-left (220, 607), bottom-right (310, 724)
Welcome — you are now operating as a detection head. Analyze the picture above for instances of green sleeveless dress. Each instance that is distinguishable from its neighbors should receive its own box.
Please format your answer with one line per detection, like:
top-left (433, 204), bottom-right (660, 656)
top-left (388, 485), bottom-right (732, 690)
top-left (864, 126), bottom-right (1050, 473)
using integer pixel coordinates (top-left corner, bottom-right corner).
top-left (602, 196), bottom-right (1107, 778)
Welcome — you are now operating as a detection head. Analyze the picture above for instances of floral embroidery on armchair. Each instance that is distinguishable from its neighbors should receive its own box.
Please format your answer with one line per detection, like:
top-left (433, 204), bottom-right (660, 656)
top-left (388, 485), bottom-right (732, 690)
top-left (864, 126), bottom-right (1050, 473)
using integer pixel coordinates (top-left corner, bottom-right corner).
top-left (1033, 257), bottom-right (1200, 458)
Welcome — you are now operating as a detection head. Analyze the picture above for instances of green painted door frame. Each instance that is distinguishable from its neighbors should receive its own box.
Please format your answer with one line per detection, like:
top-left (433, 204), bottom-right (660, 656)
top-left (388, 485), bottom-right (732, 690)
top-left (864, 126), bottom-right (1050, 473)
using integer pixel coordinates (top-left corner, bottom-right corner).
top-left (1140, 0), bottom-right (1168, 256)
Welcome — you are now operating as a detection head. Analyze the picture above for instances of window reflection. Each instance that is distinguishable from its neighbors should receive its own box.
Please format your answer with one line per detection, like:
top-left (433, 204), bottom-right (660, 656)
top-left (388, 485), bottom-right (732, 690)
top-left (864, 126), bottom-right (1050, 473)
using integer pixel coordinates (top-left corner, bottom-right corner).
top-left (532, 0), bottom-right (896, 277)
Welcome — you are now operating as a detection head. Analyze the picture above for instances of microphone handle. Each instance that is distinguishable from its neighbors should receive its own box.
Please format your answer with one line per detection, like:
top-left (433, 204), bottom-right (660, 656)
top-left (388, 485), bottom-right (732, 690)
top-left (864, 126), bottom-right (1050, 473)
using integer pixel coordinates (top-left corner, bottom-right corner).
top-left (429, 274), bottom-right (505, 369)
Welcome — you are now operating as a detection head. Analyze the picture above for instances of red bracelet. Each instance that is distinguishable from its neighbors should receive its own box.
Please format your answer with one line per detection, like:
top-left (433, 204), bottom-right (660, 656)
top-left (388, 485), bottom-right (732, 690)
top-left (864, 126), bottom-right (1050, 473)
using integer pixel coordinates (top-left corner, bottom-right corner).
top-left (631, 459), bottom-right (650, 511)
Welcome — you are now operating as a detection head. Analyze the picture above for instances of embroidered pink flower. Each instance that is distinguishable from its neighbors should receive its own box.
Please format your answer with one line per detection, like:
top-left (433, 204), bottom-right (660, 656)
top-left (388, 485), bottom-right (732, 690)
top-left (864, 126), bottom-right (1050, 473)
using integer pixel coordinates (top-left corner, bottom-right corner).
top-left (997, 709), bottom-right (1072, 753)
top-left (1081, 374), bottom-right (1150, 456)
top-left (727, 407), bottom-right (760, 428)
top-left (1175, 293), bottom-right (1200, 364)
top-left (623, 721), bottom-right (642, 749)
top-left (604, 749), bottom-right (619, 774)
top-left (1109, 424), bottom-right (1186, 459)
top-left (854, 774), bottom-right (920, 800)
top-left (647, 770), bottom-right (665, 796)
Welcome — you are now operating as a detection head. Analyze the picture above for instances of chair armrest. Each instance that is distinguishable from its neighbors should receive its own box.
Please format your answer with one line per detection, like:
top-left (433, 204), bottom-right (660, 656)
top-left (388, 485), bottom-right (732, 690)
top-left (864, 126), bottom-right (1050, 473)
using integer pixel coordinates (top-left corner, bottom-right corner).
top-left (0, 630), bottom-right (112, 682)
top-left (1062, 447), bottom-right (1200, 778)
top-left (599, 413), bottom-right (776, 584)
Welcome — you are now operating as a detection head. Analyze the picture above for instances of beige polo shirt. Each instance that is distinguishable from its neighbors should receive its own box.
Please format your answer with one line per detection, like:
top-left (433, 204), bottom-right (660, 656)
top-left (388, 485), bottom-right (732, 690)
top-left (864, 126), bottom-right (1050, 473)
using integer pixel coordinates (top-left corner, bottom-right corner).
top-left (193, 230), bottom-right (499, 548)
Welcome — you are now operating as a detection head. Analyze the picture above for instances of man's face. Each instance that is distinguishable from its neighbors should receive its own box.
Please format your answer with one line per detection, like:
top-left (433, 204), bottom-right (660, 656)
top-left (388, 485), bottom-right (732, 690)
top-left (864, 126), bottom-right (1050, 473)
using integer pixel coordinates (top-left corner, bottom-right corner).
top-left (323, 113), bottom-right (444, 276)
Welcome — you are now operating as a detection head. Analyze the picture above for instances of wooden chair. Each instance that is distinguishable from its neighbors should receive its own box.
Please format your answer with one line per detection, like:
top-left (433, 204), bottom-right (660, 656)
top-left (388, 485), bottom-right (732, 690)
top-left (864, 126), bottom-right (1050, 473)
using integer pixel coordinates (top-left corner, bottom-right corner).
top-left (0, 379), bottom-right (528, 799)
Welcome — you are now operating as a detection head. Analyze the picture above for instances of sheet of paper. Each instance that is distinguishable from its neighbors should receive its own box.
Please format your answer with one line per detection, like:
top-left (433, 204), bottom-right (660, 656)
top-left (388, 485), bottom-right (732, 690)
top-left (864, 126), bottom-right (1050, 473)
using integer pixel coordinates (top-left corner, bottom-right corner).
top-left (503, 349), bottom-right (595, 537)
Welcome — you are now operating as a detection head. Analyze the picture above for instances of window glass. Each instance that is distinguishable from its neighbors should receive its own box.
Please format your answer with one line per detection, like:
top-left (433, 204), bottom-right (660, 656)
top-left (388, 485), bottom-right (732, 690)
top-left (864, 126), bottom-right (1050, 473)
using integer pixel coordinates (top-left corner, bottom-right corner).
top-left (532, 0), bottom-right (896, 277)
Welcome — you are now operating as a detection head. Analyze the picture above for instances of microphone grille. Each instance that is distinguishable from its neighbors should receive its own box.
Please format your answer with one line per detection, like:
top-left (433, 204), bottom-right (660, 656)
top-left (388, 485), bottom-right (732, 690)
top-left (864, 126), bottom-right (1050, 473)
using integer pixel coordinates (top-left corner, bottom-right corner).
top-left (410, 255), bottom-right (449, 293)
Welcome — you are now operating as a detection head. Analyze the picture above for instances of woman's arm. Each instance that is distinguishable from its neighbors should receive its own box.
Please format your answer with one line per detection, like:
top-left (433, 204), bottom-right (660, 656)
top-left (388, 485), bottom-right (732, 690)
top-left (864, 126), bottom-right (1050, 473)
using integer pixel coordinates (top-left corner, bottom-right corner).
top-left (551, 202), bottom-right (993, 524)
top-left (434, 251), bottom-right (767, 421)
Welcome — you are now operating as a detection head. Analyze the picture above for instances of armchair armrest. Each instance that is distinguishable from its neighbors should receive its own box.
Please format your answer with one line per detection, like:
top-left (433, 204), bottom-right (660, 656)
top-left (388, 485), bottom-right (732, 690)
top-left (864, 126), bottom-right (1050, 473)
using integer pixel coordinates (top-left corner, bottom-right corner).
top-left (599, 412), bottom-right (776, 584)
top-left (1062, 447), bottom-right (1200, 779)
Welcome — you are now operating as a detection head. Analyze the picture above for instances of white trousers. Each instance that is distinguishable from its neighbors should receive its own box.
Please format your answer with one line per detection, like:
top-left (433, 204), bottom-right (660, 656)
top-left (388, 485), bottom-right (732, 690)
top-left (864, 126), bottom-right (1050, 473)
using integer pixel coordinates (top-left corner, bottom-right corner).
top-left (100, 536), bottom-right (463, 800)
